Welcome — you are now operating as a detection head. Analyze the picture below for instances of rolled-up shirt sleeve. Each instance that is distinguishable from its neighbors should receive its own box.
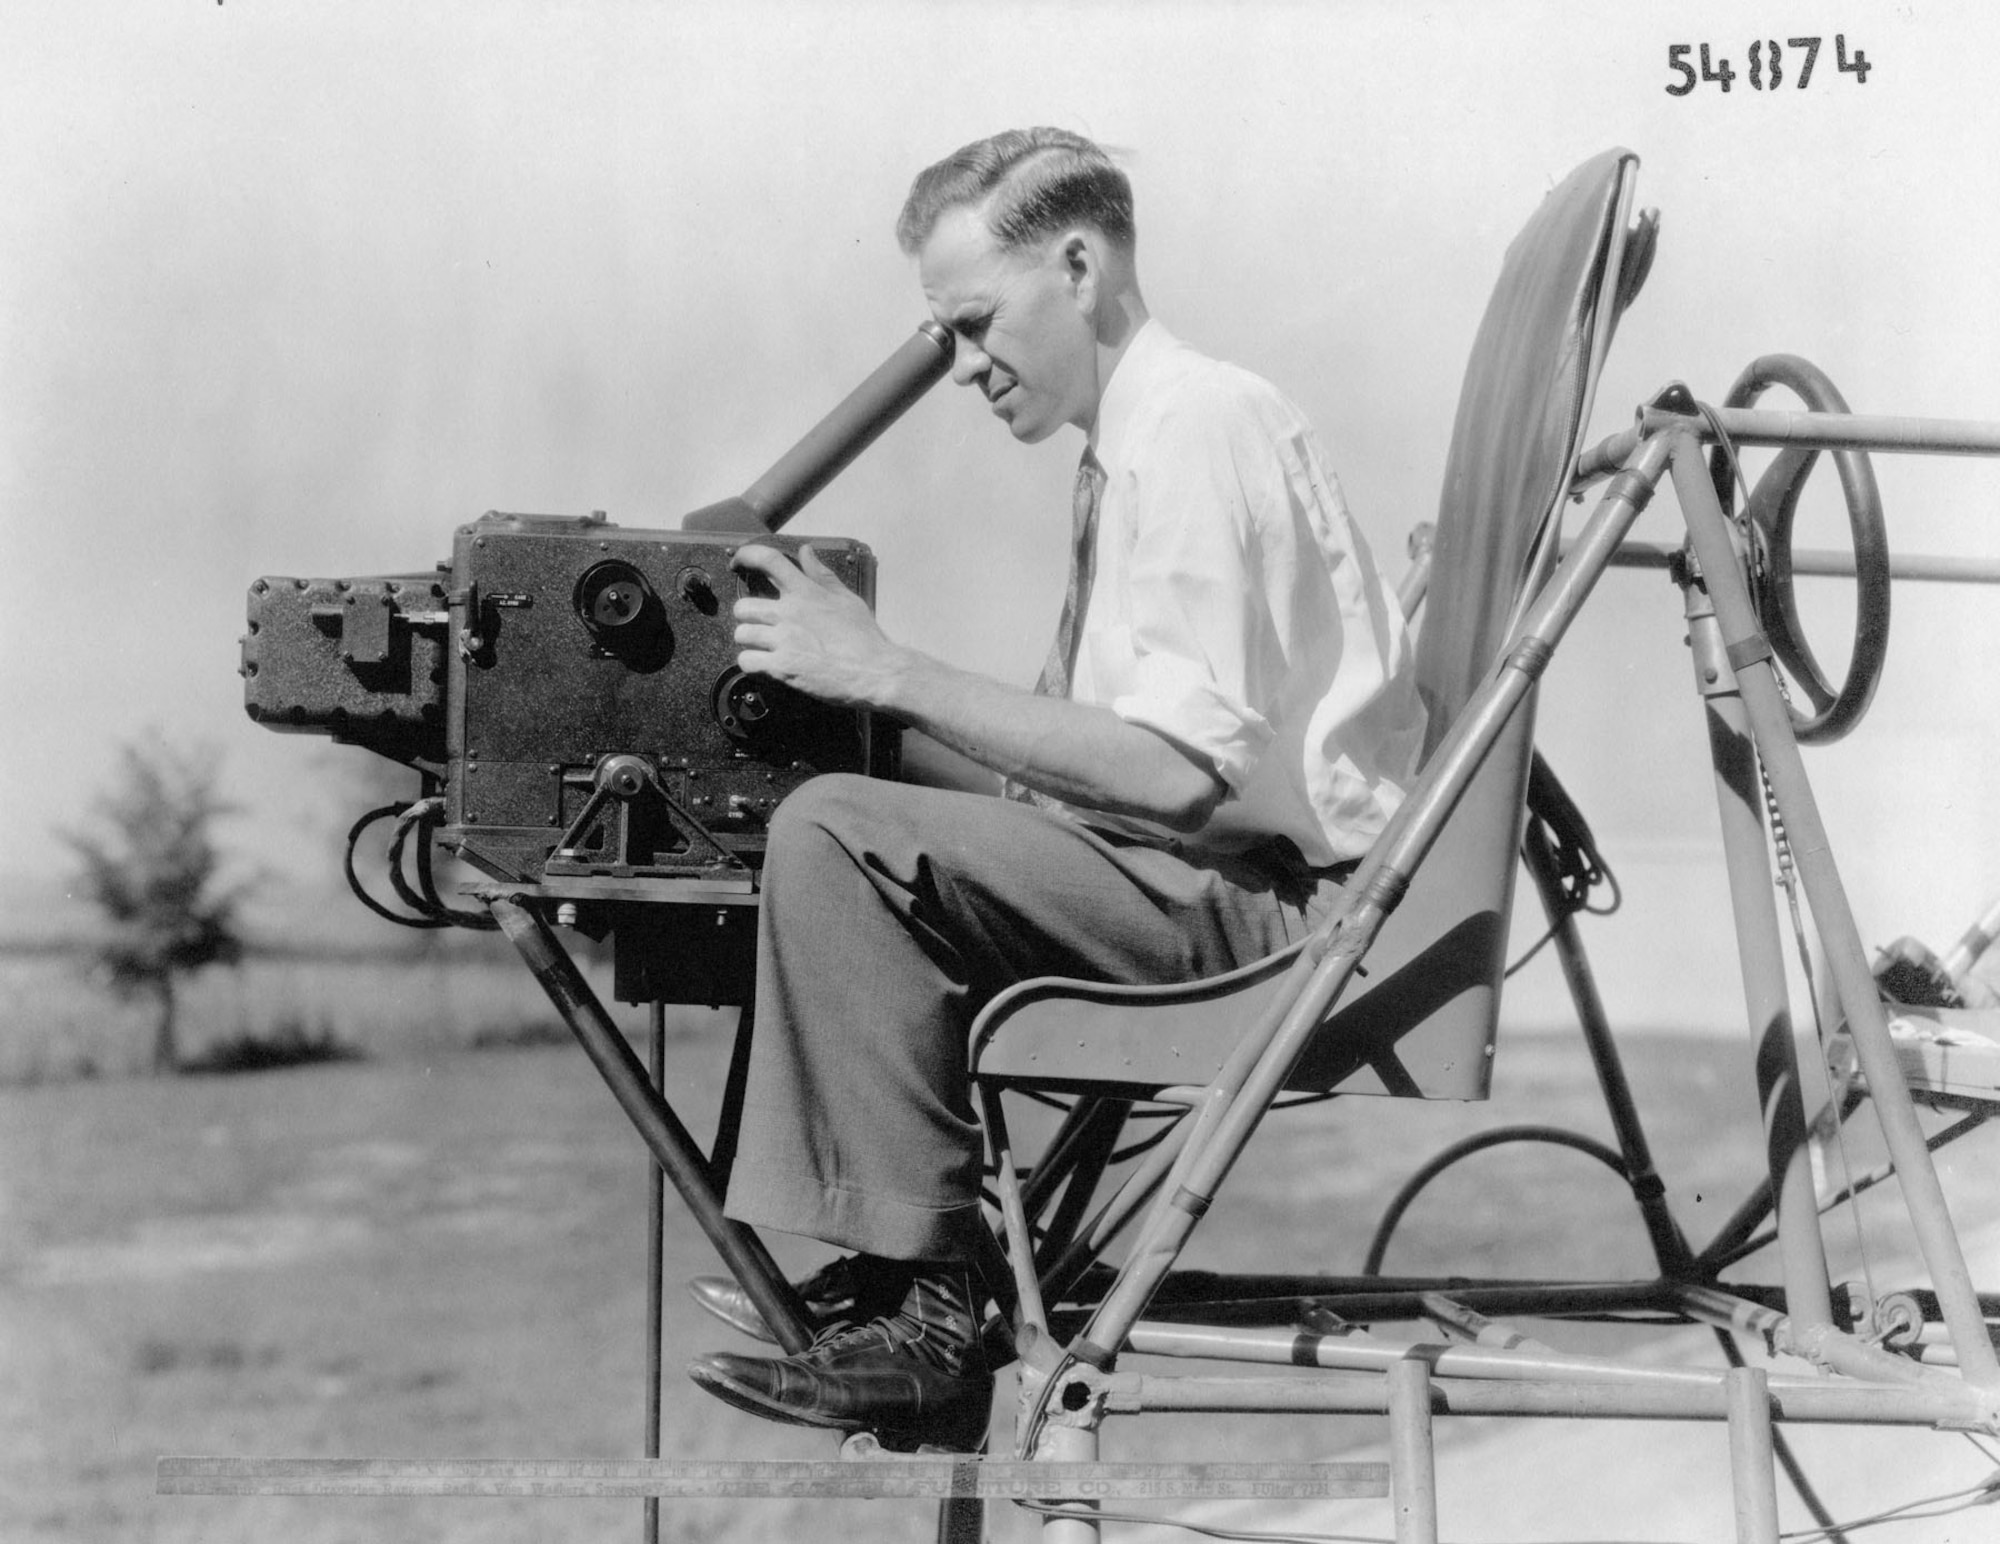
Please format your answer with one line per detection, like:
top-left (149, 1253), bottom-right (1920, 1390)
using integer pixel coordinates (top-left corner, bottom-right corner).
top-left (1103, 396), bottom-right (1282, 792)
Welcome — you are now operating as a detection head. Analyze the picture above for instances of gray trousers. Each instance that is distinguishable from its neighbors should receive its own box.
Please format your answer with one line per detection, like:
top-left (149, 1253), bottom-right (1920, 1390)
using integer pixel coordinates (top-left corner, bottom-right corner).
top-left (721, 774), bottom-right (1337, 1260)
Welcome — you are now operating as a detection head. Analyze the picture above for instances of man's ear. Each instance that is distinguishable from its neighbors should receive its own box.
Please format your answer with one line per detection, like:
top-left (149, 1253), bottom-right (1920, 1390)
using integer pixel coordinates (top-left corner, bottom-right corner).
top-left (1060, 230), bottom-right (1099, 315)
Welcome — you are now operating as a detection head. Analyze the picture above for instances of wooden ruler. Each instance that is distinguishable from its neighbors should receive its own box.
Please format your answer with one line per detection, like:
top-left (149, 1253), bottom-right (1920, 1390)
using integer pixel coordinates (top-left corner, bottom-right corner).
top-left (159, 1455), bottom-right (1387, 1501)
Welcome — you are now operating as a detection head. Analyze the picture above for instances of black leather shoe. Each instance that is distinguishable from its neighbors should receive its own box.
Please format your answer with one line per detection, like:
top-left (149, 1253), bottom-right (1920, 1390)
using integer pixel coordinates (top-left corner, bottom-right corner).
top-left (688, 1258), bottom-right (991, 1452)
top-left (689, 1326), bottom-right (993, 1451)
top-left (687, 1254), bottom-right (888, 1344)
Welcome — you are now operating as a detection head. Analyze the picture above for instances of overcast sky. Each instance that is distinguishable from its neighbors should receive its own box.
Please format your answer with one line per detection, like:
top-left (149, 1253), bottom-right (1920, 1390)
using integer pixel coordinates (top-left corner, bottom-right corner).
top-left (3, 1), bottom-right (1995, 1024)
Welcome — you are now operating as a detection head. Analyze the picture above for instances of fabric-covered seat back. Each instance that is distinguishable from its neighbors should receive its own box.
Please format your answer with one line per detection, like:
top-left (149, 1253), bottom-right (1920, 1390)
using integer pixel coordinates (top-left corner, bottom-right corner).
top-left (1294, 147), bottom-right (1647, 1098)
top-left (971, 150), bottom-right (1650, 1101)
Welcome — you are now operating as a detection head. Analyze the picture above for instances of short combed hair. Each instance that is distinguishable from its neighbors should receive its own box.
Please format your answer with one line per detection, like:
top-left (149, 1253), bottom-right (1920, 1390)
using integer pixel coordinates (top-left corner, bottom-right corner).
top-left (896, 128), bottom-right (1135, 256)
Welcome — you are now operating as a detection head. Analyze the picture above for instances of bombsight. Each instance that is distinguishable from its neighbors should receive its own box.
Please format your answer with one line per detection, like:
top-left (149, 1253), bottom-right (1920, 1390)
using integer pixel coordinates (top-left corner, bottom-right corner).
top-left (242, 322), bottom-right (955, 941)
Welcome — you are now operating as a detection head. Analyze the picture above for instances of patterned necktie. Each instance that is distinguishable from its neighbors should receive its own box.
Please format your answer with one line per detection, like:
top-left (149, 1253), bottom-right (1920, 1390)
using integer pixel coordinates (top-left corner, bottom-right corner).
top-left (1035, 449), bottom-right (1106, 700)
top-left (1008, 450), bottom-right (1105, 805)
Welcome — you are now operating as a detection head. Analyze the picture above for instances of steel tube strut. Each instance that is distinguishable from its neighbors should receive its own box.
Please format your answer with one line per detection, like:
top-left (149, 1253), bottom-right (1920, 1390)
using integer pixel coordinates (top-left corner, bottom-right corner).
top-left (1521, 828), bottom-right (1694, 1275)
top-left (1060, 436), bottom-right (1675, 1389)
top-left (681, 322), bottom-right (954, 534)
top-left (1679, 569), bottom-right (1836, 1344)
top-left (1124, 1322), bottom-right (1862, 1392)
top-left (1577, 407), bottom-right (2000, 482)
top-left (1727, 1368), bottom-right (1782, 1544)
top-left (1657, 405), bottom-right (2000, 456)
top-left (487, 896), bottom-right (814, 1354)
top-left (1032, 1099), bottom-right (1135, 1273)
top-left (1593, 540), bottom-right (2000, 587)
top-left (644, 1000), bottom-right (665, 1544)
top-left (1132, 1278), bottom-right (1689, 1325)
top-left (1666, 435), bottom-right (2000, 1389)
top-left (1388, 1360), bottom-right (1440, 1544)
top-left (1033, 1417), bottom-right (1103, 1543)
top-left (976, 1084), bottom-right (1049, 1341)
top-left (1020, 1098), bottom-right (1119, 1221)
top-left (1116, 1373), bottom-right (1995, 1427)
top-left (1032, 1106), bottom-right (1192, 1313)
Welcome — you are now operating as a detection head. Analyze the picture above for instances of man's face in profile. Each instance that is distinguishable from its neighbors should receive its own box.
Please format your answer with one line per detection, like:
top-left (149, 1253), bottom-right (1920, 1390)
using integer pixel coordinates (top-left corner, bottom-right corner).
top-left (919, 206), bottom-right (1097, 444)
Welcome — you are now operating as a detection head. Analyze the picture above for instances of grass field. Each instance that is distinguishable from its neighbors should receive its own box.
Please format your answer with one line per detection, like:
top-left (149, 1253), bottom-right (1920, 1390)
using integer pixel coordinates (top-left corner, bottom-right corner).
top-left (3, 951), bottom-right (1996, 1542)
top-left (0, 942), bottom-right (617, 1084)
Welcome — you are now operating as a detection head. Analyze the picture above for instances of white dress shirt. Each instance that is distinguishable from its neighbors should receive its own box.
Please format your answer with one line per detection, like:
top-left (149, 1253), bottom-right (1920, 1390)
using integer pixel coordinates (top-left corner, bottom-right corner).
top-left (1062, 320), bottom-right (1425, 865)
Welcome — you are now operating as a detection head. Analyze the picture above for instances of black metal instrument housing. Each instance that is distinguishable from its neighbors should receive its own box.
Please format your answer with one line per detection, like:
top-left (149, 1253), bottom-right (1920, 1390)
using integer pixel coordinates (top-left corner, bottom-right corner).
top-left (241, 510), bottom-right (895, 886)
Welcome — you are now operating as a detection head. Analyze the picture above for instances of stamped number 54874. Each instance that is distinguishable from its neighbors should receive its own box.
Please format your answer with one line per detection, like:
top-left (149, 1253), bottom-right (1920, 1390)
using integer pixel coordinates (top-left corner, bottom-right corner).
top-left (1666, 35), bottom-right (1871, 95)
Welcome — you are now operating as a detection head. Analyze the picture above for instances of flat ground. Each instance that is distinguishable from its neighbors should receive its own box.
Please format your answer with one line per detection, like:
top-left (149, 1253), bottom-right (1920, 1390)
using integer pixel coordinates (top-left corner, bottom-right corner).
top-left (2, 984), bottom-right (1995, 1543)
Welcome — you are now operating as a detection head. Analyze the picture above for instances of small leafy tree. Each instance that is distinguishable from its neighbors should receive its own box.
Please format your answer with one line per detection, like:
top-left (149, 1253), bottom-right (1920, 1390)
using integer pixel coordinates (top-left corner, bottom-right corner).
top-left (63, 739), bottom-right (245, 1073)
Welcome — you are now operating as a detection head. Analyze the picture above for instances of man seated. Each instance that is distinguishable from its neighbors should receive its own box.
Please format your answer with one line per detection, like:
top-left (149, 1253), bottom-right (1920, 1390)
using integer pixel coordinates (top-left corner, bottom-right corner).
top-left (686, 126), bottom-right (1425, 1451)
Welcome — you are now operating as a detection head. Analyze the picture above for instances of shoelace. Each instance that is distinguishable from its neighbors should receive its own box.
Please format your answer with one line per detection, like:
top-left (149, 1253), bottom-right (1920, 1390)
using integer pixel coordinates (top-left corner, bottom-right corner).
top-left (799, 1287), bottom-right (980, 1376)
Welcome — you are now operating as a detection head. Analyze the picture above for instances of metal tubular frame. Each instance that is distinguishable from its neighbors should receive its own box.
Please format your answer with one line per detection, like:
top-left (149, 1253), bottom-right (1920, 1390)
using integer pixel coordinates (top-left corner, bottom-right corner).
top-left (979, 412), bottom-right (2000, 1534)
top-left (1110, 1371), bottom-right (1989, 1425)
top-left (464, 412), bottom-right (1996, 1530)
top-left (173, 403), bottom-right (2000, 1542)
top-left (1667, 433), bottom-right (2000, 1389)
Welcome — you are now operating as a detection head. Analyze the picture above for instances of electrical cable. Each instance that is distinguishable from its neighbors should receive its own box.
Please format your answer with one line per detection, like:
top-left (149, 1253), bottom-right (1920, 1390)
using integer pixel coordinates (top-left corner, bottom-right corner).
top-left (1504, 763), bottom-right (1623, 980)
top-left (1503, 871), bottom-right (1623, 979)
top-left (384, 805), bottom-right (436, 918)
top-left (1107, 1110), bottom-right (1186, 1165)
top-left (1013, 1499), bottom-right (1389, 1543)
top-left (1502, 920), bottom-right (1562, 979)
top-left (397, 797), bottom-right (497, 930)
top-left (1018, 1501), bottom-right (1716, 1544)
top-left (342, 804), bottom-right (450, 929)
top-left (339, 798), bottom-right (496, 931)
top-left (1777, 1468), bottom-right (2000, 1541)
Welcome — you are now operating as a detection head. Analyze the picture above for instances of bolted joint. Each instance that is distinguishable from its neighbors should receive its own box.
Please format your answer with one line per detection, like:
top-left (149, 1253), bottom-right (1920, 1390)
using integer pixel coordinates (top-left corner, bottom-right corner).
top-left (1022, 1362), bottom-right (1114, 1443)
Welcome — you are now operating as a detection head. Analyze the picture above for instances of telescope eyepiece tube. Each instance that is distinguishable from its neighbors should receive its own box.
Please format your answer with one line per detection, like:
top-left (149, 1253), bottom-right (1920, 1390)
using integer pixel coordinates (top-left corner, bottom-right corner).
top-left (682, 322), bottom-right (954, 534)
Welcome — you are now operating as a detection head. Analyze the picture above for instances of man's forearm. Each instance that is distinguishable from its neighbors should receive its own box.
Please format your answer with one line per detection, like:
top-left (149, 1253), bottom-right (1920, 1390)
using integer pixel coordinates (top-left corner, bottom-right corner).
top-left (876, 648), bottom-right (1223, 832)
top-left (726, 543), bottom-right (1223, 830)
